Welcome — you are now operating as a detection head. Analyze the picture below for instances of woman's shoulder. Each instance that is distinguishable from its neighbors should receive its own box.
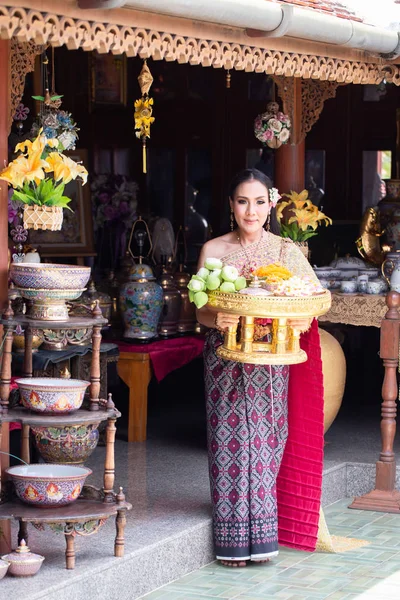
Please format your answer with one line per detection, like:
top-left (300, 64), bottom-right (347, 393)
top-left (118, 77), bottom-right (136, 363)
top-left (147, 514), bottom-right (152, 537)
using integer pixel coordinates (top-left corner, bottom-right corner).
top-left (201, 233), bottom-right (238, 260)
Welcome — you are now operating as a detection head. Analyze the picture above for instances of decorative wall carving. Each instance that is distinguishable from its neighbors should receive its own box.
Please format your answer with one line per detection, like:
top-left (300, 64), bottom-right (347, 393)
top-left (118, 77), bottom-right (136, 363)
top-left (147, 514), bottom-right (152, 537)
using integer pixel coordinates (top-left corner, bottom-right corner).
top-left (10, 37), bottom-right (43, 130)
top-left (1, 6), bottom-right (399, 86)
top-left (273, 76), bottom-right (341, 143)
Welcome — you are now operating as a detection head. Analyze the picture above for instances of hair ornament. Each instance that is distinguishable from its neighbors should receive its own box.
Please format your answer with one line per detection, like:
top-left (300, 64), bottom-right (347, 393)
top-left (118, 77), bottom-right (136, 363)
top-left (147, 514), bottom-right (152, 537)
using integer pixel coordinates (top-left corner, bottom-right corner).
top-left (269, 187), bottom-right (281, 208)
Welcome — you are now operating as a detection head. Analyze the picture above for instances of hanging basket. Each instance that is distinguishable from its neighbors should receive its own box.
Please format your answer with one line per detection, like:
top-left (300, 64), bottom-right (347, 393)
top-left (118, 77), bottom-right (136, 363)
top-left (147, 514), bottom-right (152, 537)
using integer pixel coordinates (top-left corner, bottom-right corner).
top-left (23, 205), bottom-right (63, 231)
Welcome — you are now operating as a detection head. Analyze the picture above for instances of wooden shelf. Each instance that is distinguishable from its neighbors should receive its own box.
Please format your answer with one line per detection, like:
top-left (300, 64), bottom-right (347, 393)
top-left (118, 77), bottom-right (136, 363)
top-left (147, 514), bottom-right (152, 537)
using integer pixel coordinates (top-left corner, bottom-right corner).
top-left (0, 407), bottom-right (121, 425)
top-left (0, 498), bottom-right (132, 522)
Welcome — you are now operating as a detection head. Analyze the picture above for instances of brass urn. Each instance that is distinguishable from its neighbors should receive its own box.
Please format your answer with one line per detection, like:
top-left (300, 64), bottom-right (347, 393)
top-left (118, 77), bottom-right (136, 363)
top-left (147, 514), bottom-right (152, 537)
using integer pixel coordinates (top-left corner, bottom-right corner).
top-left (173, 267), bottom-right (197, 333)
top-left (158, 268), bottom-right (182, 337)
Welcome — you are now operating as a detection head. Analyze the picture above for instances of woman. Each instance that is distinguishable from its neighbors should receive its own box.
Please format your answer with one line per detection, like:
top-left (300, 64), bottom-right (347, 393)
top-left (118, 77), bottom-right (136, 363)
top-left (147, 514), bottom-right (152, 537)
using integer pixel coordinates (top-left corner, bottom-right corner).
top-left (197, 168), bottom-right (324, 567)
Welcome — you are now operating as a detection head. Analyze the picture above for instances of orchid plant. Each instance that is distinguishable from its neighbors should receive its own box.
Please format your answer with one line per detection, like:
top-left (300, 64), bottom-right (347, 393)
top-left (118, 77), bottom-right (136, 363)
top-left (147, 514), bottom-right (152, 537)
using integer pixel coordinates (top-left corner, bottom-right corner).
top-left (276, 189), bottom-right (332, 242)
top-left (0, 129), bottom-right (88, 210)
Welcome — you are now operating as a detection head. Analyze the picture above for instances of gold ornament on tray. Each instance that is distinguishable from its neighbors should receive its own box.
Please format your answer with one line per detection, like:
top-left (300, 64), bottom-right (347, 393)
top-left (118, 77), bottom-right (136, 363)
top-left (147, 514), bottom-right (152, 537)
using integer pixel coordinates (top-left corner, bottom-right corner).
top-left (134, 60), bottom-right (155, 174)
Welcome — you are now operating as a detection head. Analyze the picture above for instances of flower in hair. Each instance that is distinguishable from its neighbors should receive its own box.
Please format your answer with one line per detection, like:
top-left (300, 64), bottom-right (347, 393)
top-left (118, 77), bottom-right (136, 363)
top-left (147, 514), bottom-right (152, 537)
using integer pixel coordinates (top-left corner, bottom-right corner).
top-left (269, 187), bottom-right (281, 208)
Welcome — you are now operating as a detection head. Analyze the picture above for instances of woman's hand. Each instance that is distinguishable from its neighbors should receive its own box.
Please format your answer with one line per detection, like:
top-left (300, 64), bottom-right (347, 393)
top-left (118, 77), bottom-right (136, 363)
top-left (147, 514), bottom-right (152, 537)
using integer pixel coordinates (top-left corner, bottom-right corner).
top-left (215, 312), bottom-right (240, 331)
top-left (288, 318), bottom-right (312, 333)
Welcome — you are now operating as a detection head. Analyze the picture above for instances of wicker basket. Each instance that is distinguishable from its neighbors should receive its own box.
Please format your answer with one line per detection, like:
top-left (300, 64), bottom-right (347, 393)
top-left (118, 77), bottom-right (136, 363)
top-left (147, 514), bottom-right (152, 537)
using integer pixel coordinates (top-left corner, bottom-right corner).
top-left (23, 205), bottom-right (63, 231)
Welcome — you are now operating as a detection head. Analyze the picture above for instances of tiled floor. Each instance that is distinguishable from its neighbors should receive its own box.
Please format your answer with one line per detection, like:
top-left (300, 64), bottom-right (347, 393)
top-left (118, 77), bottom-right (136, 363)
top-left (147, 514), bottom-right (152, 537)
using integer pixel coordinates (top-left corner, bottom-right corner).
top-left (142, 499), bottom-right (400, 600)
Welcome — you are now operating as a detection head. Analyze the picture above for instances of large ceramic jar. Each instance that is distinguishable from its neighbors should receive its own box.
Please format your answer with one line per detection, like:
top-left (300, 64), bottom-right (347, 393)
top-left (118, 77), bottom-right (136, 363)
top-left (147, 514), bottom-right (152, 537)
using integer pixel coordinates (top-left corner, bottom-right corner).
top-left (378, 180), bottom-right (400, 251)
top-left (173, 269), bottom-right (197, 333)
top-left (158, 270), bottom-right (182, 337)
top-left (382, 250), bottom-right (400, 290)
top-left (119, 264), bottom-right (163, 340)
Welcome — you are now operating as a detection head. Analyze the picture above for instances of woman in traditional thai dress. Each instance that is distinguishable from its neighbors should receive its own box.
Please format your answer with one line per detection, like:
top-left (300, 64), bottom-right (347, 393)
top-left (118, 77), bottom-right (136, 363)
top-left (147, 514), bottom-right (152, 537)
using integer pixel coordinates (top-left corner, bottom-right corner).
top-left (197, 169), bottom-right (324, 567)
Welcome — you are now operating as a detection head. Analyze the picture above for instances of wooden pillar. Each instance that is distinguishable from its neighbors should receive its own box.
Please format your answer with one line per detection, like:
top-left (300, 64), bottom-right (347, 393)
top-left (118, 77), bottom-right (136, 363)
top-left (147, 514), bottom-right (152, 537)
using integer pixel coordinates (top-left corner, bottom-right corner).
top-left (349, 292), bottom-right (400, 512)
top-left (0, 38), bottom-right (11, 557)
top-left (274, 78), bottom-right (305, 193)
top-left (0, 40), bottom-right (10, 310)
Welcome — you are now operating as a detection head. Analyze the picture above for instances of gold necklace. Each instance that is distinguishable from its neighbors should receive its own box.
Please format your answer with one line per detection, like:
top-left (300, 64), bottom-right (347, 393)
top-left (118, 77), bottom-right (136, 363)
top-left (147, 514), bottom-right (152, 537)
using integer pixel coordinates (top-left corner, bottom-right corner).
top-left (236, 230), bottom-right (264, 276)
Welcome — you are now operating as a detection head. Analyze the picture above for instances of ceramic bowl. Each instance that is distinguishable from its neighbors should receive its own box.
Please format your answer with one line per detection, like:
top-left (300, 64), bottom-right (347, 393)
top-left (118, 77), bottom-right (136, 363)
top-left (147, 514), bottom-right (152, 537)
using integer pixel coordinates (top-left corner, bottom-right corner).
top-left (6, 464), bottom-right (92, 507)
top-left (366, 279), bottom-right (388, 295)
top-left (340, 280), bottom-right (358, 293)
top-left (319, 279), bottom-right (330, 290)
top-left (16, 287), bottom-right (86, 301)
top-left (359, 268), bottom-right (380, 279)
top-left (0, 558), bottom-right (9, 580)
top-left (10, 263), bottom-right (91, 290)
top-left (31, 423), bottom-right (100, 464)
top-left (1, 541), bottom-right (44, 577)
top-left (15, 378), bottom-right (90, 414)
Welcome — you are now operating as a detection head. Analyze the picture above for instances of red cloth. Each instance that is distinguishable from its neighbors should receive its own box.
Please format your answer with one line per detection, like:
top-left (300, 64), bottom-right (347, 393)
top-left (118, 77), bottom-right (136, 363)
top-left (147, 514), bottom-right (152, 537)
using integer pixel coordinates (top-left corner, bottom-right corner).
top-left (276, 319), bottom-right (324, 552)
top-left (117, 336), bottom-right (205, 382)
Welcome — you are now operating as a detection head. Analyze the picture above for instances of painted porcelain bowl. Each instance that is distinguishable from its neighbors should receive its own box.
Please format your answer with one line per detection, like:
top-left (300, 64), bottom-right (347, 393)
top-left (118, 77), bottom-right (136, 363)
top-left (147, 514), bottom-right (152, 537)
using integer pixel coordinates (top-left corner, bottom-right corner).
top-left (1, 540), bottom-right (44, 577)
top-left (6, 464), bottom-right (92, 507)
top-left (0, 558), bottom-right (9, 580)
top-left (313, 267), bottom-right (342, 279)
top-left (366, 279), bottom-right (388, 295)
top-left (10, 263), bottom-right (91, 290)
top-left (16, 287), bottom-right (86, 301)
top-left (15, 378), bottom-right (90, 414)
top-left (31, 423), bottom-right (100, 464)
top-left (340, 280), bottom-right (358, 293)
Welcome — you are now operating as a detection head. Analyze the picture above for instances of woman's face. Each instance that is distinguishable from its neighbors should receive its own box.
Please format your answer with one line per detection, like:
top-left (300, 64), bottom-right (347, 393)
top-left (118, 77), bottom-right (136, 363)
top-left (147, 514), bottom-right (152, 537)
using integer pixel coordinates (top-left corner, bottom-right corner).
top-left (230, 179), bottom-right (270, 235)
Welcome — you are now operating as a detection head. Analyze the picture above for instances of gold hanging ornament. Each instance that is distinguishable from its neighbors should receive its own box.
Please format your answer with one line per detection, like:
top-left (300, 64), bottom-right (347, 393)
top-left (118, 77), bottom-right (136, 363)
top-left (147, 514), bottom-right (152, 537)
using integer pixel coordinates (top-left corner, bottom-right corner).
top-left (134, 60), bottom-right (155, 174)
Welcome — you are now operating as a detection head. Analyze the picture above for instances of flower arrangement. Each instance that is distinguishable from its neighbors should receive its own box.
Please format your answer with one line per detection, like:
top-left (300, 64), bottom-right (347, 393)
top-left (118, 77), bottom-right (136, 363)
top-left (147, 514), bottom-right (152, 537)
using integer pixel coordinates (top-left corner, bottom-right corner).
top-left (31, 92), bottom-right (79, 151)
top-left (91, 174), bottom-right (138, 232)
top-left (276, 189), bottom-right (332, 242)
top-left (254, 102), bottom-right (291, 149)
top-left (0, 129), bottom-right (87, 210)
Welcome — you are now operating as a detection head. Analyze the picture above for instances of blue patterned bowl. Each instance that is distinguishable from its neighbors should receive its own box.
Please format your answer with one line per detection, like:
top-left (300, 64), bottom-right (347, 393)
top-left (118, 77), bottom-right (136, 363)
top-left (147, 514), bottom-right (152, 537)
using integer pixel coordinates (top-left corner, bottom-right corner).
top-left (16, 287), bottom-right (86, 301)
top-left (6, 464), bottom-right (92, 507)
top-left (31, 423), bottom-right (100, 464)
top-left (10, 263), bottom-right (91, 290)
top-left (15, 378), bottom-right (90, 414)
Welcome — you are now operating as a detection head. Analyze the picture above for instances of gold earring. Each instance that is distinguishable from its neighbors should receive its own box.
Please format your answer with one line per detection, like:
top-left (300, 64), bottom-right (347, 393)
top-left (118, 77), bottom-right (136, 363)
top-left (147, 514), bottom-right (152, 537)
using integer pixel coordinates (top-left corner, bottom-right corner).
top-left (265, 212), bottom-right (271, 231)
top-left (230, 209), bottom-right (234, 231)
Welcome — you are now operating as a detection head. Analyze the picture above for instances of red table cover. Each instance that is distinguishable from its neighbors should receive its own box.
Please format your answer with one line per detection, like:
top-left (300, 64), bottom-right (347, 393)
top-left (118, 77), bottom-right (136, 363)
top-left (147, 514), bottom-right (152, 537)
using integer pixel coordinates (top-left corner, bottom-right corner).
top-left (117, 336), bottom-right (205, 382)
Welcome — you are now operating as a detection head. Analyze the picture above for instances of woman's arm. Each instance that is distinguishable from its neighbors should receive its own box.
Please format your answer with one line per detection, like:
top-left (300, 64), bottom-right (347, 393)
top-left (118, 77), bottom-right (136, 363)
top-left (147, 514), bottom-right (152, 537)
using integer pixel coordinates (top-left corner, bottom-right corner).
top-left (195, 242), bottom-right (240, 330)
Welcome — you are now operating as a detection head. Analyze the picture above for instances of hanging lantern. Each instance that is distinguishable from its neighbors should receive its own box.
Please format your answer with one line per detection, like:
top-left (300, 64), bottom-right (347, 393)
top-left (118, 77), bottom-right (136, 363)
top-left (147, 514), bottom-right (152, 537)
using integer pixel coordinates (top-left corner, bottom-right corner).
top-left (134, 60), bottom-right (155, 174)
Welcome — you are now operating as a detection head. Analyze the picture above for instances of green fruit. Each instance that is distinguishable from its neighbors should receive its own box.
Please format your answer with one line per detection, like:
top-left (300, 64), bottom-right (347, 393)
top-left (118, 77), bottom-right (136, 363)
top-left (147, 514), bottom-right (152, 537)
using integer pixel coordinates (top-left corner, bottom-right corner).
top-left (193, 291), bottom-right (208, 309)
top-left (204, 257), bottom-right (223, 270)
top-left (234, 276), bottom-right (247, 291)
top-left (206, 274), bottom-right (221, 290)
top-left (220, 281), bottom-right (236, 293)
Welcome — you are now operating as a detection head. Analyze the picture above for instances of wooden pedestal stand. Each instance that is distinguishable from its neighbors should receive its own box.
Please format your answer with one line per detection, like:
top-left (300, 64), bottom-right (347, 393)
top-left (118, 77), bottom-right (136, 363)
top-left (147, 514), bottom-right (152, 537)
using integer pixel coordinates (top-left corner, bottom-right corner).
top-left (349, 291), bottom-right (400, 513)
top-left (0, 302), bottom-right (132, 568)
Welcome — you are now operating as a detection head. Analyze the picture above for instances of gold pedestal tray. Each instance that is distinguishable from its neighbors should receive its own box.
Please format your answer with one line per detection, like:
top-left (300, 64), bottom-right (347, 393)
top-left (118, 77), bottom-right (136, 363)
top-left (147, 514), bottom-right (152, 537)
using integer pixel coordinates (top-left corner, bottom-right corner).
top-left (207, 290), bottom-right (331, 365)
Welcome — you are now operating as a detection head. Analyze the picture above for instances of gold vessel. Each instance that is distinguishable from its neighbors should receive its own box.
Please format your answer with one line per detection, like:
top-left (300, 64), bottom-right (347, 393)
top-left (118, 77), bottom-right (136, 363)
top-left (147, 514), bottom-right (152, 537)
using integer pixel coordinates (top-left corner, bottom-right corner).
top-left (207, 289), bottom-right (331, 365)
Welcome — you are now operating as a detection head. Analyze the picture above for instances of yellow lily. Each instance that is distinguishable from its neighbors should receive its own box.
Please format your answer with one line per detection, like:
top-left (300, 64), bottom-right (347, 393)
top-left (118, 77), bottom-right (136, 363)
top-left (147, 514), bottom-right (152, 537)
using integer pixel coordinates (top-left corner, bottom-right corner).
top-left (3, 150), bottom-right (47, 188)
top-left (60, 155), bottom-right (88, 185)
top-left (45, 152), bottom-right (66, 181)
top-left (276, 200), bottom-right (290, 222)
top-left (288, 207), bottom-right (320, 231)
top-left (15, 139), bottom-right (34, 155)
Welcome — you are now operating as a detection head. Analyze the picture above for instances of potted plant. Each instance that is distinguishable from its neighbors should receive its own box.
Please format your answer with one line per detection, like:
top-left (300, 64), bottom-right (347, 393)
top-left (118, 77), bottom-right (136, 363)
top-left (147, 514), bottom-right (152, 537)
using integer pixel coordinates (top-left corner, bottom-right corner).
top-left (0, 129), bottom-right (88, 231)
top-left (276, 189), bottom-right (332, 258)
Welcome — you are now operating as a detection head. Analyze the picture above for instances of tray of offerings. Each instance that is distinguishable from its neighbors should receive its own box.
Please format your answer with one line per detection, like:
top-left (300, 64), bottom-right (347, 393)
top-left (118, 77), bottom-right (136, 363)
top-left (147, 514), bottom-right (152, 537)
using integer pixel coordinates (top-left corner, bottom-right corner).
top-left (207, 282), bottom-right (331, 365)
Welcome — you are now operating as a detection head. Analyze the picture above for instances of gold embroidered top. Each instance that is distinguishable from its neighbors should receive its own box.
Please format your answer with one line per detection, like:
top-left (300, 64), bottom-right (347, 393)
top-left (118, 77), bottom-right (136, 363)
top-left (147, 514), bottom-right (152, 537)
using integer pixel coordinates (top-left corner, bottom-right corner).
top-left (221, 232), bottom-right (318, 283)
top-left (220, 232), bottom-right (318, 340)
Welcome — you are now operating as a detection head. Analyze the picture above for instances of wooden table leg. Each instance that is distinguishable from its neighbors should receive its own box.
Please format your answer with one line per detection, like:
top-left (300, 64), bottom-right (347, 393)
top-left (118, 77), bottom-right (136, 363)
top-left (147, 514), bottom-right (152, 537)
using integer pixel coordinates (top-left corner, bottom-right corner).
top-left (65, 531), bottom-right (76, 569)
top-left (117, 353), bottom-right (151, 443)
top-left (103, 417), bottom-right (116, 502)
top-left (114, 508), bottom-right (126, 557)
top-left (21, 424), bottom-right (30, 465)
top-left (0, 422), bottom-right (11, 554)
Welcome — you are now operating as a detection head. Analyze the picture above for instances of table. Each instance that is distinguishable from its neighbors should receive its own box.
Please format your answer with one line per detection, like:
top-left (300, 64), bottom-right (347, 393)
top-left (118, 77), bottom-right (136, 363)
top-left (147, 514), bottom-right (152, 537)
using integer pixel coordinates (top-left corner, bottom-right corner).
top-left (319, 293), bottom-right (387, 328)
top-left (116, 336), bottom-right (205, 442)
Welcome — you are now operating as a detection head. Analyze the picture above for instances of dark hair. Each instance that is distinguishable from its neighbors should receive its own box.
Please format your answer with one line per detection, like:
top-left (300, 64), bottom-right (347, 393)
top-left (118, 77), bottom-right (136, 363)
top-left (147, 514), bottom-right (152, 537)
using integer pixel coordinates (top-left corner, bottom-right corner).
top-left (228, 168), bottom-right (281, 236)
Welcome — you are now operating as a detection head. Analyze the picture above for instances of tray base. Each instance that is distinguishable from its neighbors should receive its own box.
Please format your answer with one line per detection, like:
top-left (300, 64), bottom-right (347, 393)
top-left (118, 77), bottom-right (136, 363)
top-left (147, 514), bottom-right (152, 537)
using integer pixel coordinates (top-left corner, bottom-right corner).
top-left (217, 346), bottom-right (307, 365)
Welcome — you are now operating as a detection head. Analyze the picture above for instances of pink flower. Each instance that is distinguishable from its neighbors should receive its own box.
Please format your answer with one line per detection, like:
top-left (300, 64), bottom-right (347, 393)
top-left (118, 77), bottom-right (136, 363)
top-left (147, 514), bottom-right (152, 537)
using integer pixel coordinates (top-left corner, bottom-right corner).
top-left (13, 103), bottom-right (29, 121)
top-left (262, 129), bottom-right (274, 142)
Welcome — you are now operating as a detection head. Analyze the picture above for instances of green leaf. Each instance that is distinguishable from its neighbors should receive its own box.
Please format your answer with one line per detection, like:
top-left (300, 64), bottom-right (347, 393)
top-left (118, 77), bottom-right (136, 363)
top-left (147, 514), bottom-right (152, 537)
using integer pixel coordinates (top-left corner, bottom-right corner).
top-left (44, 195), bottom-right (72, 209)
top-left (299, 231), bottom-right (318, 242)
top-left (32, 95), bottom-right (45, 101)
top-left (12, 190), bottom-right (33, 205)
top-left (50, 94), bottom-right (63, 100)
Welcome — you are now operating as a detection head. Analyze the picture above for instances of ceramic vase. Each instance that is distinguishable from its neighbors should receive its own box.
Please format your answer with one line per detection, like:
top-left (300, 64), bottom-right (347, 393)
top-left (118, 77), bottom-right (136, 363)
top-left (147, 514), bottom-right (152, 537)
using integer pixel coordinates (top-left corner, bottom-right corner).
top-left (319, 328), bottom-right (346, 433)
top-left (119, 264), bottom-right (163, 340)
